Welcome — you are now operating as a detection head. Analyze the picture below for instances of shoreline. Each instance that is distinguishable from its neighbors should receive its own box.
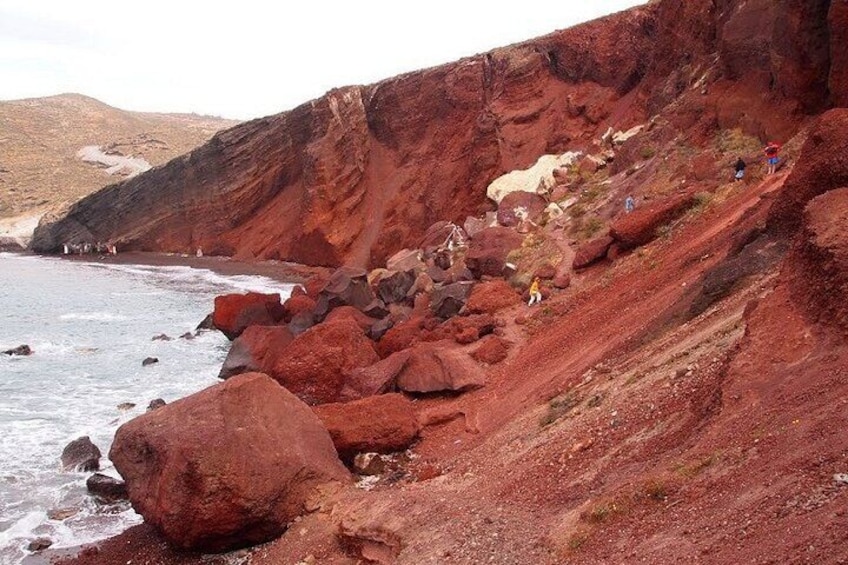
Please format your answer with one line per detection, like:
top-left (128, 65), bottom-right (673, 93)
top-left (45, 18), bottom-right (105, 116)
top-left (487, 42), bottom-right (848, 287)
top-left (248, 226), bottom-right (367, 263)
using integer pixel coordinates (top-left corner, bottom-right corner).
top-left (9, 251), bottom-right (331, 286)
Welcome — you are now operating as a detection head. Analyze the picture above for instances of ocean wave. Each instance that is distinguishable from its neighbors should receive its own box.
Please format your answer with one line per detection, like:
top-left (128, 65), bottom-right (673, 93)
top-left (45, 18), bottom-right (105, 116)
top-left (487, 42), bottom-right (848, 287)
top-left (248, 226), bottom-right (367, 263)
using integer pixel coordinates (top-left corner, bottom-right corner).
top-left (58, 312), bottom-right (129, 322)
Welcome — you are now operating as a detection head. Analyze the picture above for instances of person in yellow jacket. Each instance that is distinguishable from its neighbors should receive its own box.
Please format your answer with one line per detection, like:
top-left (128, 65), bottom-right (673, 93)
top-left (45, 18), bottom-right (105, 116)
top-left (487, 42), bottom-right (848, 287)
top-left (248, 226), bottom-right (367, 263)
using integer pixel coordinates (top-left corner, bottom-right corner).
top-left (528, 277), bottom-right (542, 306)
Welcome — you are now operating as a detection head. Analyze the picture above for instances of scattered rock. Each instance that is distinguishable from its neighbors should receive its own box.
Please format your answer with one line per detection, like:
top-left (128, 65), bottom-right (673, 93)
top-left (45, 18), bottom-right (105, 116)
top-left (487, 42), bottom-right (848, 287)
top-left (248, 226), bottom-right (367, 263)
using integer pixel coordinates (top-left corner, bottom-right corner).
top-left (573, 236), bottom-right (614, 269)
top-left (117, 403), bottom-right (136, 411)
top-left (465, 227), bottom-right (524, 278)
top-left (430, 281), bottom-right (475, 319)
top-left (142, 357), bottom-right (159, 367)
top-left (353, 453), bottom-right (385, 476)
top-left (219, 325), bottom-right (295, 380)
top-left (396, 342), bottom-right (487, 394)
top-left (27, 538), bottom-right (52, 552)
top-left (110, 373), bottom-right (351, 551)
top-left (179, 332), bottom-right (195, 340)
top-left (86, 473), bottom-right (128, 502)
top-left (553, 273), bottom-right (572, 289)
top-left (340, 350), bottom-right (410, 401)
top-left (48, 507), bottom-right (79, 521)
top-left (385, 248), bottom-right (425, 273)
top-left (212, 292), bottom-right (284, 340)
top-left (3, 344), bottom-right (32, 356)
top-left (147, 398), bottom-right (166, 411)
top-left (534, 262), bottom-right (557, 280)
top-left (195, 313), bottom-right (215, 331)
top-left (315, 267), bottom-right (375, 318)
top-left (61, 436), bottom-right (101, 472)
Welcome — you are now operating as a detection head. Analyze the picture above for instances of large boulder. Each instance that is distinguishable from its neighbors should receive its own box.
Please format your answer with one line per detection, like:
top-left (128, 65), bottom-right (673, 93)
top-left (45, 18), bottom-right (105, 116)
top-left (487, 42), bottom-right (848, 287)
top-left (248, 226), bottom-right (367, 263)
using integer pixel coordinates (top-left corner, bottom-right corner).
top-left (385, 248), bottom-right (425, 273)
top-left (465, 227), bottom-right (524, 278)
top-left (396, 342), bottom-right (487, 394)
top-left (61, 436), bottom-right (101, 472)
top-left (324, 306), bottom-right (377, 333)
top-left (218, 325), bottom-right (295, 380)
top-left (339, 350), bottom-right (410, 401)
top-left (470, 335), bottom-right (511, 365)
top-left (376, 270), bottom-right (416, 305)
top-left (464, 280), bottom-right (520, 314)
top-left (376, 317), bottom-right (426, 358)
top-left (609, 194), bottom-right (696, 250)
top-left (313, 393), bottom-right (420, 461)
top-left (315, 267), bottom-right (375, 318)
top-left (572, 235), bottom-right (614, 269)
top-left (496, 191), bottom-right (548, 227)
top-left (213, 292), bottom-right (284, 340)
top-left (270, 319), bottom-right (380, 405)
top-left (86, 473), bottom-right (128, 502)
top-left (110, 373), bottom-right (350, 552)
top-left (430, 281), bottom-right (475, 319)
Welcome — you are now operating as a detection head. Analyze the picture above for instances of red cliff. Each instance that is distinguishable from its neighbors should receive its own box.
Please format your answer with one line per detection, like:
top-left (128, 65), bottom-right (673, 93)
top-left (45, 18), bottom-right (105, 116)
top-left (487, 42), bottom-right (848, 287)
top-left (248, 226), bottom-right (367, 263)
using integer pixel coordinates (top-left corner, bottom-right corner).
top-left (32, 0), bottom-right (845, 268)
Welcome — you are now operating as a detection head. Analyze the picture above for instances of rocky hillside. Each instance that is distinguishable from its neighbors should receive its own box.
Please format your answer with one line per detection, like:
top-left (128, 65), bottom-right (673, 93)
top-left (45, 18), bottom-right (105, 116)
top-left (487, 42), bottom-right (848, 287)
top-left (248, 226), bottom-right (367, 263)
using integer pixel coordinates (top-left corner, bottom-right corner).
top-left (32, 0), bottom-right (845, 266)
top-left (0, 93), bottom-right (238, 219)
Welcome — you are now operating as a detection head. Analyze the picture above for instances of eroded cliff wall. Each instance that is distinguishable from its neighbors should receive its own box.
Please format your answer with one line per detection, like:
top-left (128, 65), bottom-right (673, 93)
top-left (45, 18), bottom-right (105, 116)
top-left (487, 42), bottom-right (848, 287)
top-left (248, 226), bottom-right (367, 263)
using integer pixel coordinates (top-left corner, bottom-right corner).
top-left (31, 0), bottom-right (846, 267)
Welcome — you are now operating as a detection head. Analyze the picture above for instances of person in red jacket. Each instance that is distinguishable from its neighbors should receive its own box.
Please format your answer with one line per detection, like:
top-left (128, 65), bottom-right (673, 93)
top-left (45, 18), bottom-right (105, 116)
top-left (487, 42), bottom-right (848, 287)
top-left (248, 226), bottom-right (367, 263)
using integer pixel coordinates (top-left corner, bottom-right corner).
top-left (764, 142), bottom-right (781, 175)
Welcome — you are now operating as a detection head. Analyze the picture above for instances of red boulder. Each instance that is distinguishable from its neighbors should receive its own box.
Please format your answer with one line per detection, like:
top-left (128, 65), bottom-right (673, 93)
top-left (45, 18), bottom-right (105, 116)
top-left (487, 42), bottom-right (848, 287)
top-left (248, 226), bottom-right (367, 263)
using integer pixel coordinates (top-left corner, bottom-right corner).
top-left (396, 342), bottom-right (487, 394)
top-left (313, 393), bottom-right (420, 461)
top-left (340, 350), bottom-right (411, 401)
top-left (212, 292), bottom-right (284, 340)
top-left (572, 235), bottom-right (614, 269)
top-left (325, 306), bottom-right (377, 333)
top-left (110, 373), bottom-right (350, 552)
top-left (465, 227), bottom-right (524, 278)
top-left (270, 319), bottom-right (379, 405)
top-left (218, 325), bottom-right (294, 380)
top-left (609, 194), bottom-right (696, 250)
top-left (497, 192), bottom-right (548, 227)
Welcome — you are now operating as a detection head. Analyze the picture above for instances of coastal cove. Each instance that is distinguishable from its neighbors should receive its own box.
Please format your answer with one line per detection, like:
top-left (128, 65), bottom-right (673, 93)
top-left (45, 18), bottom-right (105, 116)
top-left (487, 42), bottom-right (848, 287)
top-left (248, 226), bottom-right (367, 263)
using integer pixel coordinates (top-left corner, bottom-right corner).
top-left (0, 253), bottom-right (297, 563)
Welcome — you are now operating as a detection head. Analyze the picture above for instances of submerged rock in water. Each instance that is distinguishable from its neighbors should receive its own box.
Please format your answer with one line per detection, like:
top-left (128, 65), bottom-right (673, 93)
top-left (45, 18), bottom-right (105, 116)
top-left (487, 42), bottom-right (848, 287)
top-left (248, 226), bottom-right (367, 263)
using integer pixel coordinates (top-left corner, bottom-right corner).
top-left (3, 344), bottom-right (32, 356)
top-left (61, 436), bottom-right (101, 472)
top-left (147, 398), bottom-right (166, 411)
top-left (86, 473), bottom-right (128, 502)
top-left (27, 538), bottom-right (52, 552)
top-left (47, 507), bottom-right (79, 521)
top-left (117, 402), bottom-right (136, 411)
top-left (151, 334), bottom-right (172, 341)
top-left (142, 357), bottom-right (159, 366)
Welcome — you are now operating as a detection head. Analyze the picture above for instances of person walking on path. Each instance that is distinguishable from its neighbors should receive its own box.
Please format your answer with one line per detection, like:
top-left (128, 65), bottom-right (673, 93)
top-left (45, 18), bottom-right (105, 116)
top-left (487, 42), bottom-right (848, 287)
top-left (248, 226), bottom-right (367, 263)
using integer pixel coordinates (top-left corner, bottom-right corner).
top-left (734, 157), bottom-right (746, 181)
top-left (528, 277), bottom-right (542, 306)
top-left (764, 142), bottom-right (781, 175)
top-left (625, 195), bottom-right (635, 213)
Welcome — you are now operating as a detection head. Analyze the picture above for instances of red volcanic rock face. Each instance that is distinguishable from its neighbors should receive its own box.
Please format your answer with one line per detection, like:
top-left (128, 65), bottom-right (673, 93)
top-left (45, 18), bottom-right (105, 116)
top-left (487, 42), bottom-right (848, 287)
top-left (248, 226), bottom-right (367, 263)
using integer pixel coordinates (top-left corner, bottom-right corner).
top-left (573, 235), bottom-right (614, 269)
top-left (465, 227), bottom-right (524, 278)
top-left (767, 109), bottom-right (848, 236)
top-left (270, 319), bottom-right (379, 405)
top-left (793, 187), bottom-right (848, 330)
top-left (609, 194), bottom-right (695, 250)
top-left (312, 393), bottom-right (420, 461)
top-left (213, 292), bottom-right (284, 340)
top-left (464, 280), bottom-right (521, 314)
top-left (218, 325), bottom-right (294, 380)
top-left (109, 373), bottom-right (350, 552)
top-left (830, 1), bottom-right (848, 107)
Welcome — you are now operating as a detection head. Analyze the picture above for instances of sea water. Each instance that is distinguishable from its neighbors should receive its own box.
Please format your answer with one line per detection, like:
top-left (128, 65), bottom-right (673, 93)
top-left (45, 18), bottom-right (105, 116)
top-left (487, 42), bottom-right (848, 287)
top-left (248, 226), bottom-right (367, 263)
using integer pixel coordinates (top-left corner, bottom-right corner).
top-left (0, 253), bottom-right (294, 563)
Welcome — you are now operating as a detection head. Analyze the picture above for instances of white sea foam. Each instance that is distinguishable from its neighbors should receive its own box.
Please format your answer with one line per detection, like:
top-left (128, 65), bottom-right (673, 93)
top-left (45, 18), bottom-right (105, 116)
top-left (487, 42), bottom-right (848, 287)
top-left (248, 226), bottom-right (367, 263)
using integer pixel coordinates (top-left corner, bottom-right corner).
top-left (0, 253), bottom-right (286, 563)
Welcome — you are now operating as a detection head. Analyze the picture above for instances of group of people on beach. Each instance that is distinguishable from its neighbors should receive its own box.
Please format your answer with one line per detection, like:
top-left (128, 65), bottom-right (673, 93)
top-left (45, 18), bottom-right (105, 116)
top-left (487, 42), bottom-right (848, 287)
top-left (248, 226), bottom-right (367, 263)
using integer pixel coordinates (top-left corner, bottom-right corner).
top-left (62, 241), bottom-right (117, 256)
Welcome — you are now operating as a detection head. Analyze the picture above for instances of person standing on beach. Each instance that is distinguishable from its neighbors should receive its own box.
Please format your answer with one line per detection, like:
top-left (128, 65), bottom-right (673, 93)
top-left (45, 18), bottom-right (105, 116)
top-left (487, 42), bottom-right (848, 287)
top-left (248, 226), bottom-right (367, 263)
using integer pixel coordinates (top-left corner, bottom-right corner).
top-left (764, 142), bottom-right (781, 175)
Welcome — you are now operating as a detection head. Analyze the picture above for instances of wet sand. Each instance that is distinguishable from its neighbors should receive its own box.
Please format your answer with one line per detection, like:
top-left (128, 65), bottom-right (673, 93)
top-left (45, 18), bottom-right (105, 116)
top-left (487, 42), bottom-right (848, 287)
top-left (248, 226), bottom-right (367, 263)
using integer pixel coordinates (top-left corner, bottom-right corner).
top-left (56, 251), bottom-right (331, 285)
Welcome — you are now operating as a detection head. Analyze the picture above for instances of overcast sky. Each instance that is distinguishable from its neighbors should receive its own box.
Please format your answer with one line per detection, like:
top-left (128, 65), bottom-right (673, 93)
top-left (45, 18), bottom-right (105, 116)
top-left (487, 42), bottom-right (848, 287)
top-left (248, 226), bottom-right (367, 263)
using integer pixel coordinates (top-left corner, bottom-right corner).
top-left (0, 1), bottom-right (647, 121)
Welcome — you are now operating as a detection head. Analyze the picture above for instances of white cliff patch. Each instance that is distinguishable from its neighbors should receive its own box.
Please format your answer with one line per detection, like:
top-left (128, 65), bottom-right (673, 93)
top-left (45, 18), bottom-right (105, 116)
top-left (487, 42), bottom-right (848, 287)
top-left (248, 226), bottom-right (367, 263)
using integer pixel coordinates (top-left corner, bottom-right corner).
top-left (0, 212), bottom-right (42, 248)
top-left (486, 151), bottom-right (582, 204)
top-left (77, 146), bottom-right (152, 178)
